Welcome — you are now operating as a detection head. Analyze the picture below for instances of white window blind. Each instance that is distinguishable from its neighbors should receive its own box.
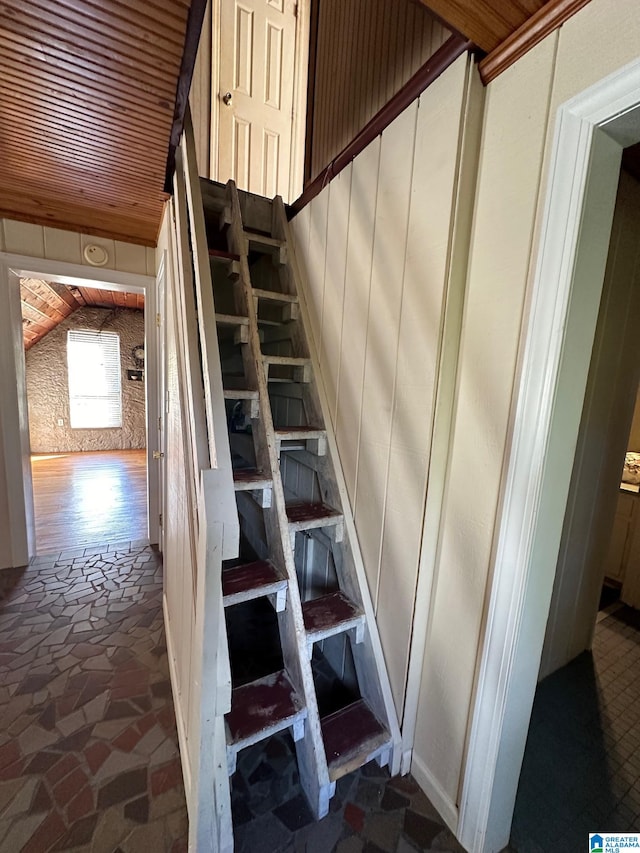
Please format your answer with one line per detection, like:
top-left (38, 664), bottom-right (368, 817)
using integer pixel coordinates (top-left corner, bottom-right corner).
top-left (67, 330), bottom-right (122, 429)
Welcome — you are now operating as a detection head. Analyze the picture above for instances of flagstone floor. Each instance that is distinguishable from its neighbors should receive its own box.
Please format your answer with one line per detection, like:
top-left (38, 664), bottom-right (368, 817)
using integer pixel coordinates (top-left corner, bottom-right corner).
top-left (0, 541), bottom-right (187, 852)
top-left (0, 539), bottom-right (481, 853)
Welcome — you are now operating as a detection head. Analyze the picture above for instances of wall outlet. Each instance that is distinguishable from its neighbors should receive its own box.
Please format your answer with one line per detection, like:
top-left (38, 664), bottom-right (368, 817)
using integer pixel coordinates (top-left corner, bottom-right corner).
top-left (57, 418), bottom-right (64, 426)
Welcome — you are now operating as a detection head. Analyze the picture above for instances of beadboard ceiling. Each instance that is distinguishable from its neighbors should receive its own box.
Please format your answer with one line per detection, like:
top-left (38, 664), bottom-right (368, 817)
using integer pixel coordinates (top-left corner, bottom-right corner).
top-left (0, 0), bottom-right (196, 246)
top-left (21, 278), bottom-right (144, 350)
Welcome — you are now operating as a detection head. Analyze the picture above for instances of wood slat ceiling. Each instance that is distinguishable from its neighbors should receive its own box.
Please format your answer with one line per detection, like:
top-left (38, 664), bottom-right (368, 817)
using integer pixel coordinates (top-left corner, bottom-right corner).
top-left (0, 0), bottom-right (194, 246)
top-left (418, 0), bottom-right (592, 81)
top-left (21, 278), bottom-right (144, 350)
top-left (419, 0), bottom-right (546, 52)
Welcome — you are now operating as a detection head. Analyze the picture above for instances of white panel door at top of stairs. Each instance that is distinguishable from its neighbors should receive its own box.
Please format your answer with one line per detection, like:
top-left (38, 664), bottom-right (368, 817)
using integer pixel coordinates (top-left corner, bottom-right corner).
top-left (218, 0), bottom-right (296, 201)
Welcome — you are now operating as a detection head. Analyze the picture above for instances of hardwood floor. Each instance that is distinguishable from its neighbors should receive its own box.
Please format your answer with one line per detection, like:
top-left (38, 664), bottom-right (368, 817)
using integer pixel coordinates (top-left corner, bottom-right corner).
top-left (31, 450), bottom-right (148, 553)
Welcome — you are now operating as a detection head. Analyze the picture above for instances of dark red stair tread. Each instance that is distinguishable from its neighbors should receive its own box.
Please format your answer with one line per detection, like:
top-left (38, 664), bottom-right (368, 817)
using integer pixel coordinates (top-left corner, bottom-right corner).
top-left (226, 670), bottom-right (305, 745)
top-left (222, 560), bottom-right (284, 599)
top-left (209, 248), bottom-right (240, 261)
top-left (302, 591), bottom-right (362, 636)
top-left (286, 502), bottom-right (340, 524)
top-left (321, 700), bottom-right (390, 781)
top-left (233, 468), bottom-right (271, 484)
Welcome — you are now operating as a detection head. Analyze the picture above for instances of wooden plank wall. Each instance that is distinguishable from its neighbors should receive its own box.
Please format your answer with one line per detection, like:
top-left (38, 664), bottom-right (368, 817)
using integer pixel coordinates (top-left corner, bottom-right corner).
top-left (307, 0), bottom-right (450, 181)
top-left (189, 0), bottom-right (212, 178)
top-left (290, 55), bottom-right (471, 715)
top-left (410, 0), bottom-right (640, 817)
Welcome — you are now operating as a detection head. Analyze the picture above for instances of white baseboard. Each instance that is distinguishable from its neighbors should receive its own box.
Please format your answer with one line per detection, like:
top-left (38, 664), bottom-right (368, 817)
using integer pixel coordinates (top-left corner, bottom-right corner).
top-left (411, 753), bottom-right (459, 838)
top-left (163, 594), bottom-right (193, 810)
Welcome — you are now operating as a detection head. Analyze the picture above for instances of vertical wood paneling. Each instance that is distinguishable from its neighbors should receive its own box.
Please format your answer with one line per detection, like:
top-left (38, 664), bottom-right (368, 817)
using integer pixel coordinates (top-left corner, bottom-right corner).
top-left (334, 140), bottom-right (381, 506)
top-left (413, 38), bottom-right (557, 803)
top-left (308, 0), bottom-right (450, 181)
top-left (291, 57), bottom-right (470, 717)
top-left (355, 102), bottom-right (418, 599)
top-left (305, 190), bottom-right (329, 352)
top-left (189, 0), bottom-right (212, 179)
top-left (376, 64), bottom-right (469, 710)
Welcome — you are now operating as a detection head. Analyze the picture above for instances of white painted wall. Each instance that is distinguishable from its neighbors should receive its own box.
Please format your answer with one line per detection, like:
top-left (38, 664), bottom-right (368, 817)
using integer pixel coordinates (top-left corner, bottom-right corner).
top-left (0, 219), bottom-right (156, 568)
top-left (451, 1), bottom-right (640, 846)
top-left (0, 220), bottom-right (155, 275)
top-left (294, 0), bottom-right (640, 843)
top-left (290, 54), bottom-right (475, 720)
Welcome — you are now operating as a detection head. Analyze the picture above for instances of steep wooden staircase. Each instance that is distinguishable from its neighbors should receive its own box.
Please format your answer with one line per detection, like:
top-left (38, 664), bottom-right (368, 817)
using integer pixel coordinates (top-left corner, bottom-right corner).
top-left (198, 177), bottom-right (401, 845)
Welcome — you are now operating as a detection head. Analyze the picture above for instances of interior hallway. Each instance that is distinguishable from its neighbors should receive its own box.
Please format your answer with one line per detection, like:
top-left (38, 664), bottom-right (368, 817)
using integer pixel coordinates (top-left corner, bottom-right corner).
top-left (510, 604), bottom-right (640, 851)
top-left (31, 450), bottom-right (147, 553)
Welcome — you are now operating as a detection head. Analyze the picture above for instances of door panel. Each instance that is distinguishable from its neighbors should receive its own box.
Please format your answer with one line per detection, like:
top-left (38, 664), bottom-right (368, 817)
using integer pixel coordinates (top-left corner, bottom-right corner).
top-left (219, 0), bottom-right (296, 201)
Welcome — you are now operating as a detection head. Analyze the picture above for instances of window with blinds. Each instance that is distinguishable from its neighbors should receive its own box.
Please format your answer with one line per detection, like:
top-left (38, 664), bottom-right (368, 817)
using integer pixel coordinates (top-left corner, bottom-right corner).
top-left (67, 330), bottom-right (122, 429)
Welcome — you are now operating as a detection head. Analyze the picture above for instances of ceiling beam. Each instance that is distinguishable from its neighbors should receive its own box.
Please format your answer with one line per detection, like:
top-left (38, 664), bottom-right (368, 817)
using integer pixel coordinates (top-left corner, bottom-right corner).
top-left (417, 0), bottom-right (545, 53)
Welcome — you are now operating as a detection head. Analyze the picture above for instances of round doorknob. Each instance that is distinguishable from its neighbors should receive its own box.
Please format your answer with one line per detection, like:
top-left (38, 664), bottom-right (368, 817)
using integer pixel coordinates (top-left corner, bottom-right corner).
top-left (222, 92), bottom-right (233, 106)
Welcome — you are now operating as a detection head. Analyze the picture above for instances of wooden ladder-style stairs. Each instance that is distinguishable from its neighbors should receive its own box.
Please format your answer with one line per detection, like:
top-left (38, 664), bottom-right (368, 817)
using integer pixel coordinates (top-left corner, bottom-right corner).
top-left (201, 178), bottom-right (401, 831)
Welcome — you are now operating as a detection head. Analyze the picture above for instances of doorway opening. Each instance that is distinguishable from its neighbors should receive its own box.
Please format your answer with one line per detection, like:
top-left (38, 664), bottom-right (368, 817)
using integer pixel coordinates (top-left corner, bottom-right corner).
top-left (21, 279), bottom-right (148, 553)
top-left (511, 155), bottom-right (640, 848)
top-left (458, 59), bottom-right (640, 853)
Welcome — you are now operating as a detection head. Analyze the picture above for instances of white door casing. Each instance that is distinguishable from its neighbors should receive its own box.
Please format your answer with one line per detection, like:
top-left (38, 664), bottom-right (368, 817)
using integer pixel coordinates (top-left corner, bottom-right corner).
top-left (539, 170), bottom-right (640, 680)
top-left (457, 57), bottom-right (640, 853)
top-left (218, 0), bottom-right (297, 201)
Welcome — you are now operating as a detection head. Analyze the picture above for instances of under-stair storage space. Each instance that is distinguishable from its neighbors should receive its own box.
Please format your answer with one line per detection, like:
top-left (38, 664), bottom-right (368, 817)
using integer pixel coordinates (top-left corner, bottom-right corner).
top-left (195, 176), bottom-right (400, 846)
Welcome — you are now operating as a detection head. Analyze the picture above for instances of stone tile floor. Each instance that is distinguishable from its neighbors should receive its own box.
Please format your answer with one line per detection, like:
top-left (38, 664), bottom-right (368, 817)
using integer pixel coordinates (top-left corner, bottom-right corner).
top-left (230, 733), bottom-right (466, 853)
top-left (0, 538), bottom-right (473, 853)
top-left (0, 541), bottom-right (187, 852)
top-left (511, 603), bottom-right (640, 852)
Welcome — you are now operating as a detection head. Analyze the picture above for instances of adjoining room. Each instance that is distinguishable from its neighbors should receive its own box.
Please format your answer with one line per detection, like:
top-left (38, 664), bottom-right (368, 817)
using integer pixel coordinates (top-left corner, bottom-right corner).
top-left (21, 278), bottom-right (148, 553)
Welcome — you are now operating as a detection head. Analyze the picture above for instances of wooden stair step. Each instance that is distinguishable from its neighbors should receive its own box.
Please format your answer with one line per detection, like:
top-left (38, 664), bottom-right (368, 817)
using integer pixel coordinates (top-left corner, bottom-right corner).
top-left (223, 388), bottom-right (259, 401)
top-left (222, 560), bottom-right (287, 608)
top-left (224, 388), bottom-right (260, 419)
top-left (302, 591), bottom-right (364, 648)
top-left (209, 248), bottom-right (240, 263)
top-left (233, 468), bottom-right (272, 490)
top-left (252, 288), bottom-right (297, 305)
top-left (245, 230), bottom-right (285, 251)
top-left (216, 313), bottom-right (249, 326)
top-left (263, 355), bottom-right (310, 367)
top-left (225, 670), bottom-right (306, 773)
top-left (216, 313), bottom-right (249, 344)
top-left (275, 426), bottom-right (327, 455)
top-left (263, 355), bottom-right (312, 383)
top-left (286, 502), bottom-right (344, 542)
top-left (321, 700), bottom-right (391, 782)
top-left (234, 468), bottom-right (272, 507)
